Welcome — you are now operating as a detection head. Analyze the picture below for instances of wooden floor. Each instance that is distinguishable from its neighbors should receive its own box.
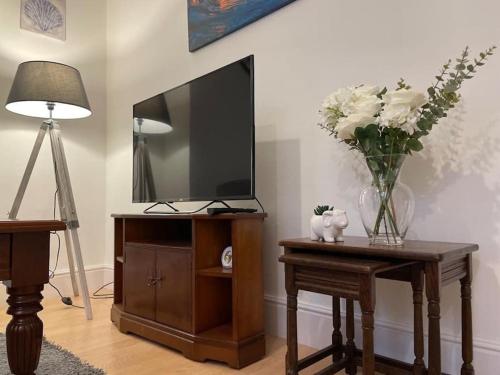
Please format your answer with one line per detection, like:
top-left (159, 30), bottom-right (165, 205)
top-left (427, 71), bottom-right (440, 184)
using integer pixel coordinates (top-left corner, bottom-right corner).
top-left (0, 296), bottom-right (350, 374)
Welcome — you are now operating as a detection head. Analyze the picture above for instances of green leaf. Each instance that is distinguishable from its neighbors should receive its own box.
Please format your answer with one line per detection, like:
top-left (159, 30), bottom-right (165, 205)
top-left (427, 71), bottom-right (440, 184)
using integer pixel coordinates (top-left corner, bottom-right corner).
top-left (354, 127), bottom-right (366, 140)
top-left (407, 138), bottom-right (424, 152)
top-left (365, 124), bottom-right (379, 138)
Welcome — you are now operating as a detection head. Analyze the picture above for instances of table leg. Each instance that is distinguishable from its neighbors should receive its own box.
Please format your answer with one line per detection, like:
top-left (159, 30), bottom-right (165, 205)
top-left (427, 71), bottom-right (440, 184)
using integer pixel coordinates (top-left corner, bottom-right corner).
top-left (345, 299), bottom-right (357, 374)
top-left (332, 296), bottom-right (343, 361)
top-left (461, 254), bottom-right (474, 375)
top-left (360, 276), bottom-right (376, 375)
top-left (411, 265), bottom-right (426, 374)
top-left (425, 262), bottom-right (442, 375)
top-left (6, 285), bottom-right (44, 375)
top-left (285, 264), bottom-right (298, 375)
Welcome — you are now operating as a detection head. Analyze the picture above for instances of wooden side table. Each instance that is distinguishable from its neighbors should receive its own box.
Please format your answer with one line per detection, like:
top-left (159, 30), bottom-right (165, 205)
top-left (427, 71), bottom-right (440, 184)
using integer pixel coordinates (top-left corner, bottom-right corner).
top-left (279, 237), bottom-right (479, 375)
top-left (0, 220), bottom-right (66, 375)
top-left (279, 251), bottom-right (415, 374)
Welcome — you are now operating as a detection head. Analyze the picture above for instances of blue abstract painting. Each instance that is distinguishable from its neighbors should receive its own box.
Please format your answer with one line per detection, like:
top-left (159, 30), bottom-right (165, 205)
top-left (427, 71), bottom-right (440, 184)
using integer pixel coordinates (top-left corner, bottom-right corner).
top-left (188, 0), bottom-right (296, 52)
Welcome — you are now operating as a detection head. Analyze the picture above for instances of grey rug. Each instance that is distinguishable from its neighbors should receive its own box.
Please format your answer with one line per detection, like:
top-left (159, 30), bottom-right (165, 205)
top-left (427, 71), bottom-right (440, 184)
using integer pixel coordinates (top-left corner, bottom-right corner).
top-left (0, 333), bottom-right (105, 375)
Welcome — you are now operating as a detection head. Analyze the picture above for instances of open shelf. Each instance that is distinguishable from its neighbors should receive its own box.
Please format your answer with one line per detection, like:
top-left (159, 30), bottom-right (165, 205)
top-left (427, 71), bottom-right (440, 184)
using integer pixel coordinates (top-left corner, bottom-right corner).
top-left (116, 256), bottom-right (124, 263)
top-left (198, 323), bottom-right (233, 342)
top-left (197, 266), bottom-right (232, 279)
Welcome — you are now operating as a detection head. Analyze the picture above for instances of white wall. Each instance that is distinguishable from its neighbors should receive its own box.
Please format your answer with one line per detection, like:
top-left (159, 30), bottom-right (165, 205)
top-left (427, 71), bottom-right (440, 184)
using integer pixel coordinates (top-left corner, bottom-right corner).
top-left (0, 1), bottom-right (108, 301)
top-left (106, 0), bottom-right (500, 372)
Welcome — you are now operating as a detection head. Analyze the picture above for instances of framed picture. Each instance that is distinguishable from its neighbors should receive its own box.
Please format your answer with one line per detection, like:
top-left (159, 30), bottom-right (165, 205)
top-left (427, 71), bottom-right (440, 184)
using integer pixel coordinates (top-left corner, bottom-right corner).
top-left (20, 0), bottom-right (66, 41)
top-left (188, 0), bottom-right (296, 52)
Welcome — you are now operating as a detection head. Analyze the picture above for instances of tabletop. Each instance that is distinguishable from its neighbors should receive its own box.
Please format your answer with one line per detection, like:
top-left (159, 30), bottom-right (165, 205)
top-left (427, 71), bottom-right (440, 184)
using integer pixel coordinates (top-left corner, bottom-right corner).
top-left (279, 236), bottom-right (479, 262)
top-left (0, 220), bottom-right (66, 233)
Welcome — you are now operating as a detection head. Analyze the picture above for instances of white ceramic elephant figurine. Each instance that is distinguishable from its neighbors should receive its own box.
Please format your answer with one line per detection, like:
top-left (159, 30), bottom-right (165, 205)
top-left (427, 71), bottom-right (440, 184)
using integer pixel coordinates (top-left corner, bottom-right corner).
top-left (310, 209), bottom-right (348, 243)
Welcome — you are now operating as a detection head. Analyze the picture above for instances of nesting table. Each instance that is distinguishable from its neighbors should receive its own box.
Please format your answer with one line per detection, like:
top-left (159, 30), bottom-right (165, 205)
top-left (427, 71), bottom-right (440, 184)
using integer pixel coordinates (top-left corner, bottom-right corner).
top-left (279, 237), bottom-right (479, 375)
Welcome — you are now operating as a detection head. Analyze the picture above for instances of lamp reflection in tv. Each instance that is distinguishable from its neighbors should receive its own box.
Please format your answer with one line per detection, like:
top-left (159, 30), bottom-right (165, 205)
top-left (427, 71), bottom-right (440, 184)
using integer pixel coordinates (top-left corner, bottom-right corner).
top-left (133, 94), bottom-right (172, 202)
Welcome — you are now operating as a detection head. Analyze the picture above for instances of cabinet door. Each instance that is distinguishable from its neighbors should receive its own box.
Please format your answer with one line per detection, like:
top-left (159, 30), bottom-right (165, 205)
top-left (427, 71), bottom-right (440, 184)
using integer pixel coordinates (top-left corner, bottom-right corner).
top-left (123, 245), bottom-right (156, 320)
top-left (155, 249), bottom-right (192, 332)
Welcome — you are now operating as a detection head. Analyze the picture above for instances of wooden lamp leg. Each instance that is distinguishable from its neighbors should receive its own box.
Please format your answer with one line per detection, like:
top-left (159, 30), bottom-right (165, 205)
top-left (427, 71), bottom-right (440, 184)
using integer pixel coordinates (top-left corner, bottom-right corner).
top-left (6, 285), bottom-right (44, 375)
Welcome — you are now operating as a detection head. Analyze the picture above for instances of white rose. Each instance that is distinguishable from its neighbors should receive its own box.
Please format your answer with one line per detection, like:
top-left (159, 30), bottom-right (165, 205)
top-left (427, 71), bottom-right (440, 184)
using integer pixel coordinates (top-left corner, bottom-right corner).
top-left (383, 89), bottom-right (427, 109)
top-left (379, 89), bottom-right (428, 134)
top-left (341, 85), bottom-right (382, 116)
top-left (332, 87), bottom-right (354, 107)
top-left (335, 113), bottom-right (376, 140)
top-left (354, 85), bottom-right (380, 97)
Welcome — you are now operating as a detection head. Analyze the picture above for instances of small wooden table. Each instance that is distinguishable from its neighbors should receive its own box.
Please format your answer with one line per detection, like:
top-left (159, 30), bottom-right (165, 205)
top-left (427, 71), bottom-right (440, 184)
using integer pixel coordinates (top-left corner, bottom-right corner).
top-left (279, 237), bottom-right (479, 375)
top-left (0, 220), bottom-right (66, 375)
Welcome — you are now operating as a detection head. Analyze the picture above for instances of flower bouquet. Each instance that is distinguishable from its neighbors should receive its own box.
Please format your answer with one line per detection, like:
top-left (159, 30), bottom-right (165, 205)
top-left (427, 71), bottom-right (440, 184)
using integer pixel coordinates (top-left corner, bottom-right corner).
top-left (319, 46), bottom-right (496, 245)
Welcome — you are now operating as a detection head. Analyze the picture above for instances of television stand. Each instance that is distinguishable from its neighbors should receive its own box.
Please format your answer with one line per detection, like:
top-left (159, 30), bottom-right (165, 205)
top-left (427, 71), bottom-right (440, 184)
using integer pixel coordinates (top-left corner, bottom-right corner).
top-left (110, 212), bottom-right (267, 368)
top-left (144, 200), bottom-right (232, 214)
top-left (143, 200), bottom-right (255, 215)
top-left (143, 201), bottom-right (181, 214)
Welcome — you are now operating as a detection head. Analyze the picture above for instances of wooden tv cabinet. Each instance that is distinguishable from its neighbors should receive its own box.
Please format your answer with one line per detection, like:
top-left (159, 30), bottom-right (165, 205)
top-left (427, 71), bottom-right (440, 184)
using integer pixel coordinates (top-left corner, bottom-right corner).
top-left (110, 213), bottom-right (266, 368)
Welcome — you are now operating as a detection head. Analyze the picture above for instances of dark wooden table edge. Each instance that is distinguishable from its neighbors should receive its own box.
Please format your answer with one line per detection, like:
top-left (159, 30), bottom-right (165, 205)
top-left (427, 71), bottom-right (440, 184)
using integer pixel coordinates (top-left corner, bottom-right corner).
top-left (279, 237), bottom-right (479, 262)
top-left (0, 220), bottom-right (66, 233)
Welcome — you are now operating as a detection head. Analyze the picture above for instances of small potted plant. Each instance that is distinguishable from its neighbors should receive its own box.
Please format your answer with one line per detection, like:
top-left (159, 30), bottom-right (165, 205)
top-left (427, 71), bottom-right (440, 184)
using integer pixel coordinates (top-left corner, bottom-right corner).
top-left (310, 205), bottom-right (333, 240)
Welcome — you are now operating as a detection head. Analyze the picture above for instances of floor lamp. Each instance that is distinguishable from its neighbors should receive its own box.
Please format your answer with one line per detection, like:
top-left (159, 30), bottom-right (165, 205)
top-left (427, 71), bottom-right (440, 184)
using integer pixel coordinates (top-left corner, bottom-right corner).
top-left (5, 61), bottom-right (93, 320)
top-left (133, 93), bottom-right (172, 202)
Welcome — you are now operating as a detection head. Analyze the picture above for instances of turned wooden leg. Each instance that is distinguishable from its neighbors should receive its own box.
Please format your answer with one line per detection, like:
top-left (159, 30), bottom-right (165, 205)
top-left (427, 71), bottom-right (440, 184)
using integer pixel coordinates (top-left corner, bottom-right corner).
top-left (345, 299), bottom-right (357, 375)
top-left (332, 296), bottom-right (343, 362)
top-left (360, 276), bottom-right (376, 375)
top-left (411, 265), bottom-right (426, 374)
top-left (426, 262), bottom-right (442, 375)
top-left (361, 310), bottom-right (375, 375)
top-left (461, 254), bottom-right (474, 375)
top-left (285, 264), bottom-right (298, 375)
top-left (6, 285), bottom-right (44, 375)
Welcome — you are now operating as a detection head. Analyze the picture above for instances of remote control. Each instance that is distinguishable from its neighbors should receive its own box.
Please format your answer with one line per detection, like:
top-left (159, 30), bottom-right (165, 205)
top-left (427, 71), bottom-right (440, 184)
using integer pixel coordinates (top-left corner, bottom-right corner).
top-left (207, 208), bottom-right (258, 215)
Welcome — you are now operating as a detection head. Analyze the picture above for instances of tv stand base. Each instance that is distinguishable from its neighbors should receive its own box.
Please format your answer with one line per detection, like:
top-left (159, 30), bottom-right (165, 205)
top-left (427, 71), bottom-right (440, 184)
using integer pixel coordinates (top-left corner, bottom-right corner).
top-left (111, 304), bottom-right (265, 369)
top-left (144, 200), bottom-right (232, 214)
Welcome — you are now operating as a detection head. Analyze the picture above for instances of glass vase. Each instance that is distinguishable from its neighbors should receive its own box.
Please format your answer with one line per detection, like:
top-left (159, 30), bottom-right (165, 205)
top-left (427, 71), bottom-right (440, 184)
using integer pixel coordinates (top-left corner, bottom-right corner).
top-left (358, 154), bottom-right (414, 246)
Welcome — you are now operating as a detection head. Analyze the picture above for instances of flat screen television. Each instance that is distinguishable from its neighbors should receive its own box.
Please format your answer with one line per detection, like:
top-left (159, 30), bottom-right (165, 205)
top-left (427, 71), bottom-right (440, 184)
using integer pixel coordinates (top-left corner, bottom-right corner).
top-left (133, 55), bottom-right (255, 204)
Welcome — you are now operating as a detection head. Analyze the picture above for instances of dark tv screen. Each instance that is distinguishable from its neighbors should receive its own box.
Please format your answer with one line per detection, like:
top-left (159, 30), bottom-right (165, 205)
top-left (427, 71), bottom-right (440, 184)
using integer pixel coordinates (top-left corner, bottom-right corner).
top-left (133, 56), bottom-right (254, 203)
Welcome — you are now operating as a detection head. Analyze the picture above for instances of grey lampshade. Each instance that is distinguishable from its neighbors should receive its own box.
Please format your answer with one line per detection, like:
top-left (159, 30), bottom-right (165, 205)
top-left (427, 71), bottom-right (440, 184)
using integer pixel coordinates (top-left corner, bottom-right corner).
top-left (133, 93), bottom-right (172, 134)
top-left (5, 61), bottom-right (91, 119)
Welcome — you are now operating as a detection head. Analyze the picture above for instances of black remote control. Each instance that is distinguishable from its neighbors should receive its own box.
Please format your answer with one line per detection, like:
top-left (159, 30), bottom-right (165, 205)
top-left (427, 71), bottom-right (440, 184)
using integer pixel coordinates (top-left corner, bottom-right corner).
top-left (207, 208), bottom-right (258, 215)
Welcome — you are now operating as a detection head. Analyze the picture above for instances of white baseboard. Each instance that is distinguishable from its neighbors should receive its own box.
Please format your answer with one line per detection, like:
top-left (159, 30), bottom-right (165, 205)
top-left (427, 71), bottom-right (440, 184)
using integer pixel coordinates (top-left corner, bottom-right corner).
top-left (264, 294), bottom-right (500, 374)
top-left (0, 265), bottom-right (114, 308)
top-left (44, 264), bottom-right (114, 299)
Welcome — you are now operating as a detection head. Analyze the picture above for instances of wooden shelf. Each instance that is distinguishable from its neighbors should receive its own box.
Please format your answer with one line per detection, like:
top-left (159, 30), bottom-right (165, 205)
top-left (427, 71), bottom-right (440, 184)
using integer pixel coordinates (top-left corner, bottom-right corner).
top-left (197, 266), bottom-right (232, 279)
top-left (116, 256), bottom-right (124, 264)
top-left (198, 323), bottom-right (233, 341)
top-left (125, 240), bottom-right (192, 250)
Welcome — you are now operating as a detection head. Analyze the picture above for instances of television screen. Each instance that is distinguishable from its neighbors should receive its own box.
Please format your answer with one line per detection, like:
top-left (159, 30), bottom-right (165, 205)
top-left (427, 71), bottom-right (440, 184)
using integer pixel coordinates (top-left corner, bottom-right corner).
top-left (133, 56), bottom-right (254, 203)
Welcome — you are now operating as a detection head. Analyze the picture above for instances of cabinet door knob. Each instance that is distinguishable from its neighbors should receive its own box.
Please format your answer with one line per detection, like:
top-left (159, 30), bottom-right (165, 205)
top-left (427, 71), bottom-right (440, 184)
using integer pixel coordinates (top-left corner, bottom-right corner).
top-left (154, 276), bottom-right (163, 286)
top-left (147, 277), bottom-right (155, 287)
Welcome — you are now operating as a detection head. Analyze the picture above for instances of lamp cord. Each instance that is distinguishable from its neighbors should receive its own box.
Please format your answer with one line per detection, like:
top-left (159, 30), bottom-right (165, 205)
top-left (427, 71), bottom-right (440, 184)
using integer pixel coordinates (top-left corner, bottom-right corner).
top-left (255, 196), bottom-right (265, 213)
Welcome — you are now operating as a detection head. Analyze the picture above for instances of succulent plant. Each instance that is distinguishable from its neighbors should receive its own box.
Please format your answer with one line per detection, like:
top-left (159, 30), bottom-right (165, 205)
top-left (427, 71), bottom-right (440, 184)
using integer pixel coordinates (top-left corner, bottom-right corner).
top-left (314, 205), bottom-right (333, 216)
